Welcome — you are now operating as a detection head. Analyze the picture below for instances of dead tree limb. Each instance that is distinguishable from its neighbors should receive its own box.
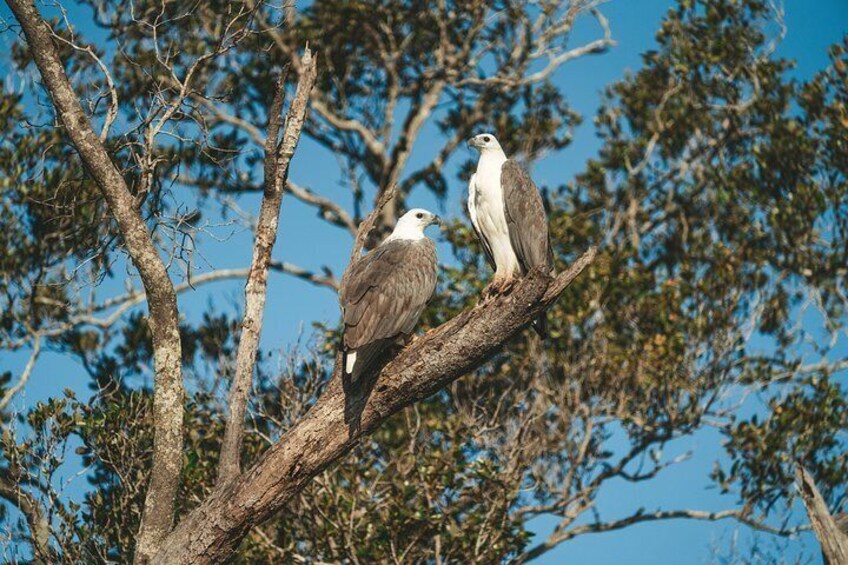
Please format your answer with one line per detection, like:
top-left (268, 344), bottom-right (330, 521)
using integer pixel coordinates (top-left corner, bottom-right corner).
top-left (152, 247), bottom-right (596, 564)
top-left (3, 1), bottom-right (185, 560)
top-left (796, 465), bottom-right (848, 565)
top-left (217, 50), bottom-right (318, 484)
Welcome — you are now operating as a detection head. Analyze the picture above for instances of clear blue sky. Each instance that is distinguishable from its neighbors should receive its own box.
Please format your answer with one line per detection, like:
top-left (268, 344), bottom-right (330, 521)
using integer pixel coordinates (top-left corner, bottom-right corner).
top-left (1, 0), bottom-right (846, 562)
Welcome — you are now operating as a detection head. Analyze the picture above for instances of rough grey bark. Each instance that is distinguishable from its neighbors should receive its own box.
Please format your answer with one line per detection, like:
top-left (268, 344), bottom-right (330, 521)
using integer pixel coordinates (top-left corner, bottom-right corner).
top-left (3, 1), bottom-right (185, 561)
top-left (150, 248), bottom-right (596, 564)
top-left (217, 50), bottom-right (318, 485)
top-left (796, 465), bottom-right (848, 565)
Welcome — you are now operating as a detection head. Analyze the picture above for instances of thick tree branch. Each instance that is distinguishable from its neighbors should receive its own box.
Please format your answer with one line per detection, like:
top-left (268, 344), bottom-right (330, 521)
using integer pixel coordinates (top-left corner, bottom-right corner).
top-left (217, 50), bottom-right (317, 484)
top-left (152, 247), bottom-right (596, 564)
top-left (3, 1), bottom-right (185, 560)
top-left (796, 465), bottom-right (848, 565)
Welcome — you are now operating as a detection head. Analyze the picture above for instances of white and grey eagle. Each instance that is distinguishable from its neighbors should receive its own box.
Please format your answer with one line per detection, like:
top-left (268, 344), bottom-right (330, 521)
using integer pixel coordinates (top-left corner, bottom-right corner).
top-left (467, 133), bottom-right (553, 336)
top-left (340, 208), bottom-right (440, 377)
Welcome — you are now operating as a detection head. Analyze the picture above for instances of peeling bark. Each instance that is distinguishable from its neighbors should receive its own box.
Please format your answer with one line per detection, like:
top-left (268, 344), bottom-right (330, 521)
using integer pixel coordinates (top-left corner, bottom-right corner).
top-left (152, 248), bottom-right (596, 564)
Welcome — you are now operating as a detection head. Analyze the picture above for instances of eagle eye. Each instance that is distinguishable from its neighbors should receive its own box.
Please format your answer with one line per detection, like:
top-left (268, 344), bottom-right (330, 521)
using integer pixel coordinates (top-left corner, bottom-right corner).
top-left (482, 136), bottom-right (491, 142)
top-left (416, 212), bottom-right (424, 219)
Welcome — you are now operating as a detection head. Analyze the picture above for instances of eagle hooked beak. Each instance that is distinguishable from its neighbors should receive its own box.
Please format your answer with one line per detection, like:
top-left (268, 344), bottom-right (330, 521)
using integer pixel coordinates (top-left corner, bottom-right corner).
top-left (431, 214), bottom-right (442, 226)
top-left (467, 137), bottom-right (481, 149)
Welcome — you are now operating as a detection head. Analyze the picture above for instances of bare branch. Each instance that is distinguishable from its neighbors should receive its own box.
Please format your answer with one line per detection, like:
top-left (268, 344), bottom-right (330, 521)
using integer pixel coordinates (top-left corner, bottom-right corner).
top-left (457, 6), bottom-right (615, 87)
top-left (217, 48), bottom-right (318, 485)
top-left (518, 506), bottom-right (806, 564)
top-left (176, 173), bottom-right (356, 236)
top-left (248, 4), bottom-right (389, 166)
top-left (25, 263), bottom-right (336, 348)
top-left (3, 1), bottom-right (185, 559)
top-left (270, 260), bottom-right (339, 292)
top-left (310, 96), bottom-right (388, 163)
top-left (345, 183), bottom-right (399, 273)
top-left (286, 181), bottom-right (357, 235)
top-left (377, 79), bottom-right (447, 224)
top-left (522, 8), bottom-right (615, 85)
top-left (47, 29), bottom-right (119, 141)
top-left (191, 93), bottom-right (266, 146)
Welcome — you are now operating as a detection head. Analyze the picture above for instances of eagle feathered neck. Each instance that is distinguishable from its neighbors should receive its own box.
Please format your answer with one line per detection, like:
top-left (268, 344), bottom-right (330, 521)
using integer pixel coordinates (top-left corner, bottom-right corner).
top-left (384, 224), bottom-right (427, 243)
top-left (476, 147), bottom-right (508, 171)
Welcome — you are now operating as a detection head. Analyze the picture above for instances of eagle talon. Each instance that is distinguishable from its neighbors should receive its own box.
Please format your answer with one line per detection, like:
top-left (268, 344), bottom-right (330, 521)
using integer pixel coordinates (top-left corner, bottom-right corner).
top-left (484, 278), bottom-right (513, 298)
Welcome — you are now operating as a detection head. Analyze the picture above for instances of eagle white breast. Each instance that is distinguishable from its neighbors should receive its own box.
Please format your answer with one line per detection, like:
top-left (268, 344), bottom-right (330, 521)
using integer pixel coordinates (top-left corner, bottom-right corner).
top-left (468, 146), bottom-right (520, 280)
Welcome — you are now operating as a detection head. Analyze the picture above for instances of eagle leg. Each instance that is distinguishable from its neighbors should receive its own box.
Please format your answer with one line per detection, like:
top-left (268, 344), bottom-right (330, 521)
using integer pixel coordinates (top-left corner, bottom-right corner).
top-left (483, 276), bottom-right (517, 299)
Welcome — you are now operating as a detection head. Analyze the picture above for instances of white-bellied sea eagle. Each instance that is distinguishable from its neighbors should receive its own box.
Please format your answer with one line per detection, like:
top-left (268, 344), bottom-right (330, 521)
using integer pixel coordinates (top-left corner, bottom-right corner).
top-left (340, 208), bottom-right (440, 378)
top-left (467, 133), bottom-right (554, 337)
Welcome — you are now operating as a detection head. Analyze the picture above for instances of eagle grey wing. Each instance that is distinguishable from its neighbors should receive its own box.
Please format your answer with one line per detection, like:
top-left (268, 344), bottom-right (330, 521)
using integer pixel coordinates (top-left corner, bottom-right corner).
top-left (501, 160), bottom-right (553, 275)
top-left (341, 239), bottom-right (437, 352)
top-left (340, 243), bottom-right (404, 322)
top-left (468, 174), bottom-right (496, 270)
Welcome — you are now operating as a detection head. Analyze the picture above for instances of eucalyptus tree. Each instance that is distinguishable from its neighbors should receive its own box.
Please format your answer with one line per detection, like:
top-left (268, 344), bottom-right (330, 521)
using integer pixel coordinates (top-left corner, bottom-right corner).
top-left (0, 0), bottom-right (845, 563)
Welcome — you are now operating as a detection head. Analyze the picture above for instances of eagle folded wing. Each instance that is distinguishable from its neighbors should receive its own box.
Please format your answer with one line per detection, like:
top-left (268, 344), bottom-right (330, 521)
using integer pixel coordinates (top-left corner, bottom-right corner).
top-left (501, 160), bottom-right (553, 275)
top-left (340, 239), bottom-right (437, 374)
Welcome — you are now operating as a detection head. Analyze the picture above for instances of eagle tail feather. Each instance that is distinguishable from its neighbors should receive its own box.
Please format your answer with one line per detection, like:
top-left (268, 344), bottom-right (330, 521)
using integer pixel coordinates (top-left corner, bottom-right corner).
top-left (532, 314), bottom-right (548, 339)
top-left (345, 341), bottom-right (392, 381)
top-left (344, 351), bottom-right (358, 375)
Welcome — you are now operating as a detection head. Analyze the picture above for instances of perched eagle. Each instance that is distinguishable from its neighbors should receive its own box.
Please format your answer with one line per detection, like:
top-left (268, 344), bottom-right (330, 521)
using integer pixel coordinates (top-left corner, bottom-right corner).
top-left (340, 208), bottom-right (440, 378)
top-left (467, 133), bottom-right (553, 337)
